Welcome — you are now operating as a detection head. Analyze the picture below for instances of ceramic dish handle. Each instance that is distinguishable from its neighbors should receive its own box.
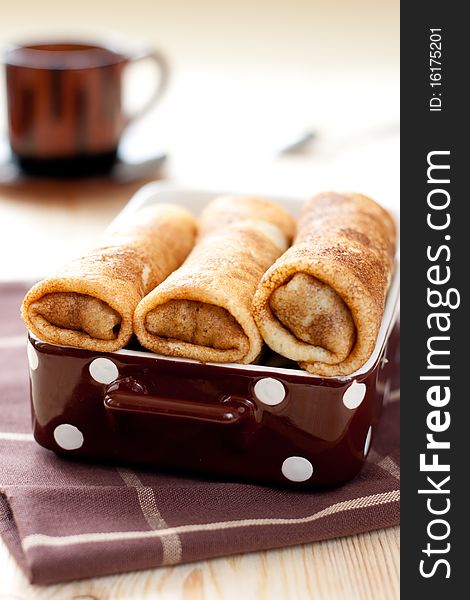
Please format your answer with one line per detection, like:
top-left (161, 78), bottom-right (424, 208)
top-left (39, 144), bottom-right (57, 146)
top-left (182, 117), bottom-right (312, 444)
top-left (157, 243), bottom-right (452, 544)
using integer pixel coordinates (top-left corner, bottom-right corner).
top-left (105, 387), bottom-right (253, 426)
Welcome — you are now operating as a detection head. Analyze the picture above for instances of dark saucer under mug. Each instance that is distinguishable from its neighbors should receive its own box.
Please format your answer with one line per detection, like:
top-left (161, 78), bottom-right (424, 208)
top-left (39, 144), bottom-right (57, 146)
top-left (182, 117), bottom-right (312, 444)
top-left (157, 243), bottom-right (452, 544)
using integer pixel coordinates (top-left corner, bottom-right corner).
top-left (0, 135), bottom-right (167, 183)
top-left (16, 149), bottom-right (118, 177)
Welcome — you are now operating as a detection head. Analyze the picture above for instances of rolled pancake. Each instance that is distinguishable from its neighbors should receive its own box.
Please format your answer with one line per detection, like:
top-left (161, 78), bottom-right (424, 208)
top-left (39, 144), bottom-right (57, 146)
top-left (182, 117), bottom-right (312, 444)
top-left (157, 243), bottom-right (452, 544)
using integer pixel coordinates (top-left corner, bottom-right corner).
top-left (252, 192), bottom-right (396, 376)
top-left (21, 204), bottom-right (197, 351)
top-left (134, 196), bottom-right (296, 363)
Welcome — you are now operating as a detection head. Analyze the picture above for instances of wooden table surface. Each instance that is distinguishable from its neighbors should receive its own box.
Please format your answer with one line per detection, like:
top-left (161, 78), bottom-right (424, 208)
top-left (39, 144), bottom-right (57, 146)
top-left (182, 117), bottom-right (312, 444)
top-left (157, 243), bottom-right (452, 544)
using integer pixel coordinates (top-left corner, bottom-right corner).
top-left (0, 1), bottom-right (399, 597)
top-left (1, 526), bottom-right (399, 599)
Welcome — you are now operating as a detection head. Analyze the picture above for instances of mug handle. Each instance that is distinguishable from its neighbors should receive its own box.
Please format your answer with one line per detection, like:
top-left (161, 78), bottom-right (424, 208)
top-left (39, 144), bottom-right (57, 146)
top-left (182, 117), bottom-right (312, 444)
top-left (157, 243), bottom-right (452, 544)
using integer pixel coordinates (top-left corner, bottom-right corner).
top-left (124, 49), bottom-right (169, 124)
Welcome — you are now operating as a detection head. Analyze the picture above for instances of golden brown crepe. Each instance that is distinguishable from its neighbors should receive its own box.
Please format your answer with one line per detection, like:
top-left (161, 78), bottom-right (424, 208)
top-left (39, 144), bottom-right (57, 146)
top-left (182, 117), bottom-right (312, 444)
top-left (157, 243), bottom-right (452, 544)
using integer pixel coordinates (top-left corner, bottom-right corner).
top-left (21, 204), bottom-right (197, 352)
top-left (134, 196), bottom-right (296, 363)
top-left (252, 192), bottom-right (396, 376)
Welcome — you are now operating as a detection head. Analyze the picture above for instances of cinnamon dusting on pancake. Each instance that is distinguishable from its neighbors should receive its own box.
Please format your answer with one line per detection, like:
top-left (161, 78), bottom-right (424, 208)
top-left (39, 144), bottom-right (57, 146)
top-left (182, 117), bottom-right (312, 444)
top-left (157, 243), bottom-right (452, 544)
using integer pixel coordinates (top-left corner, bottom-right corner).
top-left (134, 196), bottom-right (296, 363)
top-left (253, 192), bottom-right (396, 376)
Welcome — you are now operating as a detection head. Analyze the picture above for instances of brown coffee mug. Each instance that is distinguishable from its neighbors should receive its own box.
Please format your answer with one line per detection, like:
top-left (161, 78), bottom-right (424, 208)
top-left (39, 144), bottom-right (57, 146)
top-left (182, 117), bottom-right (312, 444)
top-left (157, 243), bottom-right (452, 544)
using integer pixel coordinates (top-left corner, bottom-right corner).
top-left (4, 40), bottom-right (168, 176)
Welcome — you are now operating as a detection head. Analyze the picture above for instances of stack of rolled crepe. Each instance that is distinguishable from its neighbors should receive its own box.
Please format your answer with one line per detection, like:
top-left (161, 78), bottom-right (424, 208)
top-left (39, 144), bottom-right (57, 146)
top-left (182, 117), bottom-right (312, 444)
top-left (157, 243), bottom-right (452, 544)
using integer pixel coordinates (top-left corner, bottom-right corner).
top-left (21, 204), bottom-right (197, 352)
top-left (134, 196), bottom-right (296, 363)
top-left (252, 192), bottom-right (396, 376)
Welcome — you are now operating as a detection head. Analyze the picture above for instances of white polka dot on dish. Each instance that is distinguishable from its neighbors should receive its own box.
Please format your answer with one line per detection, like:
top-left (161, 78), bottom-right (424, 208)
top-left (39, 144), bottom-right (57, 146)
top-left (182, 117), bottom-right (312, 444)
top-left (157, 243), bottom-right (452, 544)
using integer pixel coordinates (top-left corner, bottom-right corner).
top-left (342, 380), bottom-right (366, 410)
top-left (364, 426), bottom-right (372, 456)
top-left (281, 456), bottom-right (313, 482)
top-left (53, 424), bottom-right (84, 450)
top-left (27, 342), bottom-right (39, 370)
top-left (254, 377), bottom-right (286, 406)
top-left (89, 358), bottom-right (119, 384)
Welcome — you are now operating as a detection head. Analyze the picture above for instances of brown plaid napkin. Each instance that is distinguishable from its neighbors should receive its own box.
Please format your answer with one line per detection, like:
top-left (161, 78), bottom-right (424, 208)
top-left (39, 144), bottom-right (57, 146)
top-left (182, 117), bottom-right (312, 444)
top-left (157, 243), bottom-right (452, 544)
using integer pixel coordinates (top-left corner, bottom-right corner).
top-left (0, 282), bottom-right (400, 585)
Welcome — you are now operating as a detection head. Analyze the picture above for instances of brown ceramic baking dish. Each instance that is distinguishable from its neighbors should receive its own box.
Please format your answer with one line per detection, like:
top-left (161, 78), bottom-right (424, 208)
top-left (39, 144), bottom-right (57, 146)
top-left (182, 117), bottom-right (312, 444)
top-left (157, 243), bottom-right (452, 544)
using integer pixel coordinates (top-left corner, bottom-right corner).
top-left (27, 184), bottom-right (400, 488)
